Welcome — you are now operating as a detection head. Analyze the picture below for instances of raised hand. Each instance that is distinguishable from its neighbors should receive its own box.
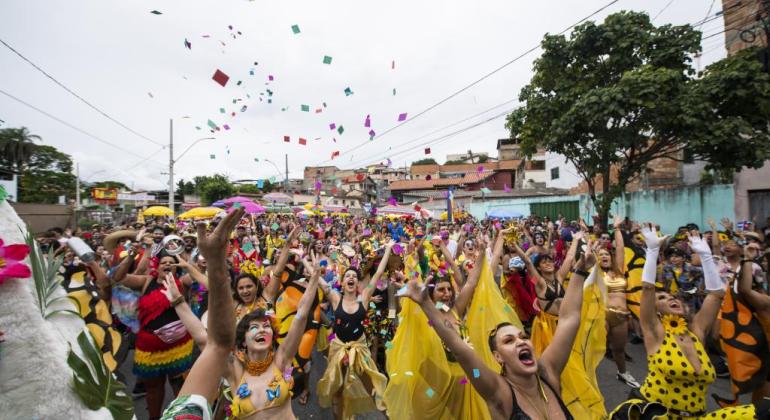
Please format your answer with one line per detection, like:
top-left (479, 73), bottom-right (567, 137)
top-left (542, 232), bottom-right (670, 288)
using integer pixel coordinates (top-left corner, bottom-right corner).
top-left (743, 243), bottom-right (760, 261)
top-left (640, 223), bottom-right (668, 250)
top-left (197, 207), bottom-right (245, 260)
top-left (613, 215), bottom-right (623, 229)
top-left (686, 231), bottom-right (712, 256)
top-left (720, 217), bottom-right (734, 231)
top-left (161, 272), bottom-right (183, 303)
top-left (403, 278), bottom-right (427, 304)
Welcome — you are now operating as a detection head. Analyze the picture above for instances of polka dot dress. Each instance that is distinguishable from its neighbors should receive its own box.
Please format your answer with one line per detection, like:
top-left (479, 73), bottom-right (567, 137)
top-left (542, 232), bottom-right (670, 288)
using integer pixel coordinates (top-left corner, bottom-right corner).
top-left (636, 325), bottom-right (756, 419)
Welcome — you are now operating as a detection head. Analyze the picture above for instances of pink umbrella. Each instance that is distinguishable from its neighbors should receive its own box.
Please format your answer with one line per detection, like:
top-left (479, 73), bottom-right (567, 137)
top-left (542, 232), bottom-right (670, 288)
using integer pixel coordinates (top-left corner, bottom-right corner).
top-left (222, 196), bottom-right (253, 205)
top-left (227, 201), bottom-right (266, 215)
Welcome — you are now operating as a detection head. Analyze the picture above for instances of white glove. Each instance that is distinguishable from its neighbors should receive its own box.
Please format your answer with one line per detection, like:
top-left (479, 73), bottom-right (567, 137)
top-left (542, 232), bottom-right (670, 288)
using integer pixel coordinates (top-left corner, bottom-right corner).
top-left (640, 225), bottom-right (665, 286)
top-left (687, 232), bottom-right (723, 291)
top-left (641, 225), bottom-right (666, 251)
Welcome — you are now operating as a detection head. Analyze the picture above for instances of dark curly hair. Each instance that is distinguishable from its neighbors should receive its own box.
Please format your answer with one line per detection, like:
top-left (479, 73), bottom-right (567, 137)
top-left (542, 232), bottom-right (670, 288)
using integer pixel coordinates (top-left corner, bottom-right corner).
top-left (426, 273), bottom-right (455, 303)
top-left (233, 273), bottom-right (264, 305)
top-left (235, 308), bottom-right (278, 350)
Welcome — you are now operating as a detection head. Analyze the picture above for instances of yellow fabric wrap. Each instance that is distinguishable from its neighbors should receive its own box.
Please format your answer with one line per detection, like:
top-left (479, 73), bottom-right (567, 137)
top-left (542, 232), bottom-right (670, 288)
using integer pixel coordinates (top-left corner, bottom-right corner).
top-left (317, 335), bottom-right (387, 420)
top-left (384, 255), bottom-right (521, 419)
top-left (531, 270), bottom-right (607, 419)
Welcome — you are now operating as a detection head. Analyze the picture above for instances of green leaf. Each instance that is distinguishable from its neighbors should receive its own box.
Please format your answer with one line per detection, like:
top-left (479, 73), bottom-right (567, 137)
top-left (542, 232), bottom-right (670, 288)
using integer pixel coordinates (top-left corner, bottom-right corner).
top-left (67, 331), bottom-right (134, 420)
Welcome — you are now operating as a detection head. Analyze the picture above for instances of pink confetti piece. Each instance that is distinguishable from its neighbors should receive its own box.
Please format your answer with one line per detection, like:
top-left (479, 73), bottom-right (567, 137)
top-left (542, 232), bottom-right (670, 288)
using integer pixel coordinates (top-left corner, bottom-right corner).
top-left (477, 165), bottom-right (484, 173)
top-left (504, 184), bottom-right (512, 193)
top-left (327, 333), bottom-right (336, 342)
top-left (223, 124), bottom-right (231, 130)
top-left (398, 112), bottom-right (407, 121)
top-left (459, 377), bottom-right (468, 384)
top-left (388, 197), bottom-right (397, 206)
top-left (364, 115), bottom-right (371, 127)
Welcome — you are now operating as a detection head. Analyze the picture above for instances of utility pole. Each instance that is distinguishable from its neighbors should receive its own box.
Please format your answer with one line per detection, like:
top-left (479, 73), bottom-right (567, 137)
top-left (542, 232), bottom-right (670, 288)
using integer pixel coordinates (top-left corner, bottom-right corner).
top-left (284, 153), bottom-right (289, 192)
top-left (168, 118), bottom-right (174, 217)
top-left (75, 162), bottom-right (80, 208)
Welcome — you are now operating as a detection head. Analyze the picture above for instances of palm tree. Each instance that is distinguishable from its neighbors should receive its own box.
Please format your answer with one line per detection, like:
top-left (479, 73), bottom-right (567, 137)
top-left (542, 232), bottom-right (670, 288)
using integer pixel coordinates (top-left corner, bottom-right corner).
top-left (0, 127), bottom-right (41, 173)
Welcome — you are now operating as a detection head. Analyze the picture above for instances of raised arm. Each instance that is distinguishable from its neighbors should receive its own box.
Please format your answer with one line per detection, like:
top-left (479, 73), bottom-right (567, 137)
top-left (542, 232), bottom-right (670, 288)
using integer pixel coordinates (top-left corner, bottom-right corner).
top-left (557, 231), bottom-right (582, 280)
top-left (439, 241), bottom-right (465, 287)
top-left (539, 246), bottom-right (592, 379)
top-left (276, 259), bottom-right (320, 370)
top-left (707, 217), bottom-right (722, 257)
top-left (272, 226), bottom-right (300, 277)
top-left (613, 216), bottom-right (626, 275)
top-left (405, 279), bottom-right (505, 405)
top-left (110, 249), bottom-right (150, 291)
top-left (176, 258), bottom-right (208, 289)
top-left (687, 231), bottom-right (727, 341)
top-left (454, 242), bottom-right (486, 318)
top-left (176, 208), bottom-right (244, 400)
top-left (362, 241), bottom-right (394, 307)
top-left (161, 273), bottom-right (208, 350)
top-left (737, 243), bottom-right (770, 312)
top-left (639, 224), bottom-right (668, 352)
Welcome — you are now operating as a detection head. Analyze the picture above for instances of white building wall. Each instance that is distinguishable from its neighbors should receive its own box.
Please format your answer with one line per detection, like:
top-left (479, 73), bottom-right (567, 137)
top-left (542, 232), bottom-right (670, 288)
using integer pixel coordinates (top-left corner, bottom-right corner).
top-left (544, 152), bottom-right (582, 189)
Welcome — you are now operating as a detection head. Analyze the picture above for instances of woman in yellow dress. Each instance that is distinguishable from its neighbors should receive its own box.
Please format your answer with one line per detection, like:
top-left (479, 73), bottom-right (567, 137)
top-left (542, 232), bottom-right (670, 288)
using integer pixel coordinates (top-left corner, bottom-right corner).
top-left (610, 225), bottom-right (762, 419)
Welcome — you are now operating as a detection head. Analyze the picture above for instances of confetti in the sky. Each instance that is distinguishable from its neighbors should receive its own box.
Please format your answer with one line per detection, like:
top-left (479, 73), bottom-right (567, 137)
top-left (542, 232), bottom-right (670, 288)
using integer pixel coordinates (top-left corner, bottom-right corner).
top-left (291, 24), bottom-right (301, 34)
top-left (329, 123), bottom-right (336, 130)
top-left (337, 125), bottom-right (344, 135)
top-left (344, 87), bottom-right (353, 96)
top-left (283, 136), bottom-right (290, 143)
top-left (393, 88), bottom-right (397, 96)
top-left (299, 138), bottom-right (307, 145)
top-left (184, 38), bottom-right (191, 49)
top-left (209, 154), bottom-right (216, 159)
top-left (150, 10), bottom-right (162, 15)
top-left (364, 115), bottom-right (371, 127)
top-left (212, 69), bottom-right (229, 87)
top-left (398, 112), bottom-right (408, 121)
top-left (219, 108), bottom-right (226, 114)
top-left (425, 147), bottom-right (431, 155)
top-left (301, 104), bottom-right (310, 112)
top-left (323, 55), bottom-right (333, 65)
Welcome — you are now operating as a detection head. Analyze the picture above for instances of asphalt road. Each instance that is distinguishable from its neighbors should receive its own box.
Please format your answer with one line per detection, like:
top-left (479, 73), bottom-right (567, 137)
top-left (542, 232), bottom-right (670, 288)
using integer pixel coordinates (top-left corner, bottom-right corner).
top-left (126, 338), bottom-right (742, 419)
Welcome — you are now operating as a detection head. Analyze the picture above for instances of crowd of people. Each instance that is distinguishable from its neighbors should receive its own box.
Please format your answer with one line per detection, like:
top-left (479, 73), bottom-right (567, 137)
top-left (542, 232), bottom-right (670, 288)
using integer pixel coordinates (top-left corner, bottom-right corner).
top-left (40, 208), bottom-right (770, 419)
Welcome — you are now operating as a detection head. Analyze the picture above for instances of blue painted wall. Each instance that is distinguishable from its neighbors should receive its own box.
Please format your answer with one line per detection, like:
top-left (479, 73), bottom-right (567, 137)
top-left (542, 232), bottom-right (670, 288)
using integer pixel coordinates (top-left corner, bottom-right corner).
top-left (469, 185), bottom-right (735, 235)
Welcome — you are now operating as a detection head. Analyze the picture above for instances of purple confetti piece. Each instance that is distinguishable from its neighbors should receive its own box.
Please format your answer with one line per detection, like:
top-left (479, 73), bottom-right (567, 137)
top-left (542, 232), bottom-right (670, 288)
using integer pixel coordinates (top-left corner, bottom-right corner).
top-left (329, 123), bottom-right (336, 130)
top-left (477, 165), bottom-right (484, 173)
top-left (327, 333), bottom-right (336, 342)
top-left (223, 124), bottom-right (231, 130)
top-left (364, 115), bottom-right (371, 127)
top-left (268, 75), bottom-right (274, 81)
top-left (392, 243), bottom-right (403, 255)
top-left (315, 181), bottom-right (322, 190)
top-left (459, 377), bottom-right (468, 384)
top-left (368, 129), bottom-right (376, 137)
top-left (388, 196), bottom-right (397, 206)
top-left (398, 112), bottom-right (407, 121)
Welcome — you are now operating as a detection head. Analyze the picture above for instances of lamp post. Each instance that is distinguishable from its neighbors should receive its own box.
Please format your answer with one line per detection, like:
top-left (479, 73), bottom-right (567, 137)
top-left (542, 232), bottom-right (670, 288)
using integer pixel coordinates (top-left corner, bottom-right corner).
top-left (167, 118), bottom-right (214, 217)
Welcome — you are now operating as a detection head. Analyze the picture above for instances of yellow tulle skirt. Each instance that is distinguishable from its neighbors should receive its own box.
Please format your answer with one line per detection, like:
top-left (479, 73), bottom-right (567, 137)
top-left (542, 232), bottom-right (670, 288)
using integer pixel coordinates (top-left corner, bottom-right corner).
top-left (384, 256), bottom-right (522, 419)
top-left (317, 335), bottom-right (387, 420)
top-left (531, 276), bottom-right (607, 419)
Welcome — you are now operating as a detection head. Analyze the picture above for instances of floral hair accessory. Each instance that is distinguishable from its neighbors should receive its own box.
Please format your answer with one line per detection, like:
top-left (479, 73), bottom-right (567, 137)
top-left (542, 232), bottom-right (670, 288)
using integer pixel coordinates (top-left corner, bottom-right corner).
top-left (0, 238), bottom-right (31, 284)
top-left (661, 314), bottom-right (688, 335)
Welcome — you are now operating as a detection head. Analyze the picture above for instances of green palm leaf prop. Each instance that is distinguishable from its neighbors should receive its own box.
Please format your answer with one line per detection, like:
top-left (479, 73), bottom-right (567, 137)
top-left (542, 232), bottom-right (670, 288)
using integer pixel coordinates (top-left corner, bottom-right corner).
top-left (67, 331), bottom-right (134, 420)
top-left (24, 230), bottom-right (80, 319)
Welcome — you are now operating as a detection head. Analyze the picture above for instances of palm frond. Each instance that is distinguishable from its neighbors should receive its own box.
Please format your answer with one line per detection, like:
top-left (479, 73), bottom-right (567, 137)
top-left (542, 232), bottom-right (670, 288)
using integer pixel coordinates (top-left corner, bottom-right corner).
top-left (67, 331), bottom-right (134, 420)
top-left (24, 229), bottom-right (75, 319)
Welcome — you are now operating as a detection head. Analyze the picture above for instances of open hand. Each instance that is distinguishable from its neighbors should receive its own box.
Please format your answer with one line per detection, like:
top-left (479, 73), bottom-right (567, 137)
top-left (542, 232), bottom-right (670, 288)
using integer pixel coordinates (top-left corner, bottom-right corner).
top-left (403, 278), bottom-right (427, 304)
top-left (686, 230), bottom-right (712, 256)
top-left (161, 273), bottom-right (182, 303)
top-left (641, 223), bottom-right (668, 250)
top-left (197, 207), bottom-right (245, 260)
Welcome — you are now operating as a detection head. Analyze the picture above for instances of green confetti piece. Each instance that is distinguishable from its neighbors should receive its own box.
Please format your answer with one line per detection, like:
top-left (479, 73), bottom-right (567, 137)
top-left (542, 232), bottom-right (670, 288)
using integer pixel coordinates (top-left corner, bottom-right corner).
top-left (207, 119), bottom-right (217, 129)
top-left (426, 388), bottom-right (435, 398)
top-left (291, 24), bottom-right (301, 34)
top-left (233, 202), bottom-right (242, 208)
top-left (337, 125), bottom-right (344, 135)
top-left (219, 108), bottom-right (226, 113)
top-left (393, 88), bottom-right (396, 96)
top-left (473, 368), bottom-right (480, 378)
top-left (195, 126), bottom-right (201, 130)
top-left (344, 87), bottom-right (353, 96)
top-left (323, 55), bottom-right (333, 65)
top-left (385, 341), bottom-right (393, 350)
top-left (236, 80), bottom-right (242, 86)
top-left (271, 223), bottom-right (280, 231)
top-left (301, 104), bottom-right (310, 112)
top-left (209, 154), bottom-right (216, 159)
top-left (0, 185), bottom-right (7, 203)
top-left (150, 10), bottom-right (162, 15)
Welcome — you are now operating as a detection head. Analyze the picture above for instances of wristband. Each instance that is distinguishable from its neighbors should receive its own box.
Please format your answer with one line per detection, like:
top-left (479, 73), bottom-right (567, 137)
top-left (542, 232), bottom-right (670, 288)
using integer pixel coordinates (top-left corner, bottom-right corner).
top-left (741, 259), bottom-right (755, 265)
top-left (572, 269), bottom-right (590, 278)
top-left (171, 296), bottom-right (185, 307)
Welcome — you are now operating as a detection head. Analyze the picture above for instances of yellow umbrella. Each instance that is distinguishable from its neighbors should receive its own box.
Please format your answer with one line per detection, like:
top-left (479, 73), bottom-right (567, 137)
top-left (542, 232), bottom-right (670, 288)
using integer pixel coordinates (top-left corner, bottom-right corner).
top-left (178, 207), bottom-right (225, 220)
top-left (143, 206), bottom-right (174, 217)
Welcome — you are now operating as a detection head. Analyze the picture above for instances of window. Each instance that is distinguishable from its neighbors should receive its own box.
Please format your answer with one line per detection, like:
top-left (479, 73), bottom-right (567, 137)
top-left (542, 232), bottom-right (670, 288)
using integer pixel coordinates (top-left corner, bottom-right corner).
top-left (530, 160), bottom-right (545, 170)
top-left (551, 167), bottom-right (560, 180)
top-left (334, 200), bottom-right (339, 205)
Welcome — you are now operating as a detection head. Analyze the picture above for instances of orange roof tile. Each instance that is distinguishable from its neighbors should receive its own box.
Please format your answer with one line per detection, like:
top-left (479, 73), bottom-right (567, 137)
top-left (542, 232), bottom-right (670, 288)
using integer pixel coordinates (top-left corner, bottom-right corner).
top-left (410, 164), bottom-right (440, 175)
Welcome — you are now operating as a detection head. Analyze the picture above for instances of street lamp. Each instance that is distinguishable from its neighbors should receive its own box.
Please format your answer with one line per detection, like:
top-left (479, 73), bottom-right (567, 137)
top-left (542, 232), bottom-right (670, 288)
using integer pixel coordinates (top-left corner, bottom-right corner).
top-left (264, 158), bottom-right (288, 191)
top-left (167, 117), bottom-right (214, 216)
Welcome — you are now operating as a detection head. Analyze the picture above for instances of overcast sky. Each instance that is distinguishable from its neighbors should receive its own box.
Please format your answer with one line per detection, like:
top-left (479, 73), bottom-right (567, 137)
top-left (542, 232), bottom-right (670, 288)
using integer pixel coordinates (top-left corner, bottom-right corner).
top-left (0, 0), bottom-right (727, 191)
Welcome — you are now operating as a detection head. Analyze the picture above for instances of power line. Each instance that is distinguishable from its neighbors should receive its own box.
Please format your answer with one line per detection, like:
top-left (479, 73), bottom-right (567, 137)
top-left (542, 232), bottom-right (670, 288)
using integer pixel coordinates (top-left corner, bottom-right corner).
top-left (0, 38), bottom-right (164, 147)
top-left (653, 0), bottom-right (677, 21)
top-left (0, 87), bottom-right (167, 166)
top-left (697, 0), bottom-right (717, 30)
top-left (314, 0), bottom-right (621, 166)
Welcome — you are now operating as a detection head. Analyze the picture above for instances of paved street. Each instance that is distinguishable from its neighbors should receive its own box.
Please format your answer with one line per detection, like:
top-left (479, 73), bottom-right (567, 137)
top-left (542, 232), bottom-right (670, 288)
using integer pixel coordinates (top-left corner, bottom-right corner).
top-left (127, 337), bottom-right (741, 419)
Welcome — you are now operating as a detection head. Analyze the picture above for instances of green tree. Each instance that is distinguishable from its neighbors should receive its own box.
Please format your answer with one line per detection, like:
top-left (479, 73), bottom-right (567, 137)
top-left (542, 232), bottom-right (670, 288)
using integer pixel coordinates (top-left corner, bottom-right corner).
top-left (506, 11), bottom-right (770, 227)
top-left (412, 158), bottom-right (438, 166)
top-left (0, 127), bottom-right (41, 173)
top-left (195, 174), bottom-right (234, 205)
top-left (19, 145), bottom-right (77, 203)
top-left (235, 184), bottom-right (260, 194)
top-left (176, 179), bottom-right (195, 195)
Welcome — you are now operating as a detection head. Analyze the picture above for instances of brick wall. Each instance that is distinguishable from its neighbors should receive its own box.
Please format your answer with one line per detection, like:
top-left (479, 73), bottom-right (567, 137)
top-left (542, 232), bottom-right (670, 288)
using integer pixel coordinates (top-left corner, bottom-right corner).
top-left (722, 0), bottom-right (767, 56)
